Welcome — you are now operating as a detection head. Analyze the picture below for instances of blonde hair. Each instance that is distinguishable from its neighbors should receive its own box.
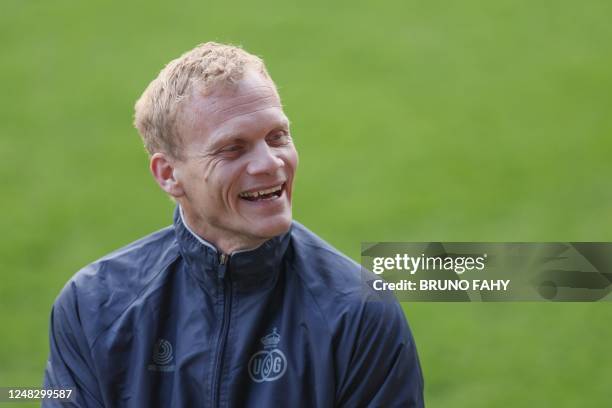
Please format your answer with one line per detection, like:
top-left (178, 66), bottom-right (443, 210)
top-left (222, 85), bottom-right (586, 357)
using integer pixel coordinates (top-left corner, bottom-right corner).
top-left (134, 42), bottom-right (271, 158)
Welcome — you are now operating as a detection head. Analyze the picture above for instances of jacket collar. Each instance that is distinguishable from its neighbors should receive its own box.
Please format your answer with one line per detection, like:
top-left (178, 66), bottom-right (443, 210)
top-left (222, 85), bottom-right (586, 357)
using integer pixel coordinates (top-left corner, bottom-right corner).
top-left (173, 206), bottom-right (291, 290)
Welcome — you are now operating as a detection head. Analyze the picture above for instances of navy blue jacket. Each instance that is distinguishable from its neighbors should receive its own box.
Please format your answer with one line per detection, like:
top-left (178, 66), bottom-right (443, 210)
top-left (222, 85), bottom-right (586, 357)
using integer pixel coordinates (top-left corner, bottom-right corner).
top-left (44, 208), bottom-right (424, 407)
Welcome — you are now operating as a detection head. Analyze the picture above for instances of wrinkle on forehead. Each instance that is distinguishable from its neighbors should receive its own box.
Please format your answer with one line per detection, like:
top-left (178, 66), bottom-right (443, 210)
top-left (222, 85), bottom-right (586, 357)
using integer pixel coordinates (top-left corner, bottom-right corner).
top-left (204, 78), bottom-right (278, 103)
top-left (214, 93), bottom-right (281, 116)
top-left (201, 87), bottom-right (280, 120)
top-left (190, 75), bottom-right (276, 106)
top-left (215, 106), bottom-right (286, 130)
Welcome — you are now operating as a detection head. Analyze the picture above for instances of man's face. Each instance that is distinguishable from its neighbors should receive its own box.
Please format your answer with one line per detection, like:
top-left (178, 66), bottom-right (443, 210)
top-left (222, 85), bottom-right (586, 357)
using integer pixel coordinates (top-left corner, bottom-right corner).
top-left (172, 70), bottom-right (298, 250)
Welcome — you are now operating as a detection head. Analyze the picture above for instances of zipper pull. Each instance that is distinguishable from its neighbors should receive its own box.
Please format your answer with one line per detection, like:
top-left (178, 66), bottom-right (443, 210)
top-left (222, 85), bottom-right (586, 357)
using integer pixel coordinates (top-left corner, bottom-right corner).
top-left (218, 253), bottom-right (228, 279)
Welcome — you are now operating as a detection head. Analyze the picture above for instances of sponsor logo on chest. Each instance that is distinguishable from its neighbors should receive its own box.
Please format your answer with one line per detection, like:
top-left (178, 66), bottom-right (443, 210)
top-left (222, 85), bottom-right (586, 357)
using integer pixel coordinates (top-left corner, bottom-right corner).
top-left (147, 338), bottom-right (175, 372)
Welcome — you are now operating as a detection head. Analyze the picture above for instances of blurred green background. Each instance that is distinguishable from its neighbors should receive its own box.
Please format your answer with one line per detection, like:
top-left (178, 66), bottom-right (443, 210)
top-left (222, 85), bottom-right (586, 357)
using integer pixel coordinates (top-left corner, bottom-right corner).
top-left (2, 0), bottom-right (611, 406)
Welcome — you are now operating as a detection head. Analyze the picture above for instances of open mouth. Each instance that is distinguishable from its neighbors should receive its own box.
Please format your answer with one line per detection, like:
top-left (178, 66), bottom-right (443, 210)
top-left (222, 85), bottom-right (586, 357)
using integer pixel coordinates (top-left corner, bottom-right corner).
top-left (239, 183), bottom-right (285, 202)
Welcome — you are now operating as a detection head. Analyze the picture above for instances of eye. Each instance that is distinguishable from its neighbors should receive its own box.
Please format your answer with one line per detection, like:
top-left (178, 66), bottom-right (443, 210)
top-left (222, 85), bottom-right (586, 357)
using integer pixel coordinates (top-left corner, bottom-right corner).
top-left (267, 132), bottom-right (291, 146)
top-left (218, 144), bottom-right (244, 157)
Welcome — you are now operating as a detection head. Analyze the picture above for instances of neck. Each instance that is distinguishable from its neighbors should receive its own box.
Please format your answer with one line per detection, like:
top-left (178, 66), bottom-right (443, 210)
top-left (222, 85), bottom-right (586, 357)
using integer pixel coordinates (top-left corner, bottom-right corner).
top-left (179, 206), bottom-right (265, 254)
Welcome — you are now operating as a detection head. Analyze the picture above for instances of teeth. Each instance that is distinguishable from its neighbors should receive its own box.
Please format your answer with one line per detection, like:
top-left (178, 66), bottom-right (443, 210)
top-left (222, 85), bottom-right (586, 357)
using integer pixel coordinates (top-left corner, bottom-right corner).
top-left (239, 184), bottom-right (283, 199)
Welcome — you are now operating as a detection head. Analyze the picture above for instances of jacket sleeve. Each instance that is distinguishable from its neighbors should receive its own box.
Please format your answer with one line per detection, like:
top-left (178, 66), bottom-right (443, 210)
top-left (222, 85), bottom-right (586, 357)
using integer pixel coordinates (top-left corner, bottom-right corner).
top-left (43, 282), bottom-right (104, 408)
top-left (335, 299), bottom-right (424, 408)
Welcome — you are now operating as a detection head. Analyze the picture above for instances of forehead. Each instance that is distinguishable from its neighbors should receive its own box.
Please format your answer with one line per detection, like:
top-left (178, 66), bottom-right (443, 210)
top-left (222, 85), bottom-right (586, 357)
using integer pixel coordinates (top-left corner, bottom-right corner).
top-left (180, 71), bottom-right (287, 146)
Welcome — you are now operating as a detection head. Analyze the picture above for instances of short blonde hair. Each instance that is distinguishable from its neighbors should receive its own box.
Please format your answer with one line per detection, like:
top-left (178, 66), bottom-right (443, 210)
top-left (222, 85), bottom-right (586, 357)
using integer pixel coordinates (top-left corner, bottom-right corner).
top-left (134, 42), bottom-right (271, 158)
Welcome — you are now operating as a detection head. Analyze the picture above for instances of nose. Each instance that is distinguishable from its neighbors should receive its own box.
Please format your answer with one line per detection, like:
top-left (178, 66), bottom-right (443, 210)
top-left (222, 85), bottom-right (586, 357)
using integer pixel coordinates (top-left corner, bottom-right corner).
top-left (246, 142), bottom-right (284, 175)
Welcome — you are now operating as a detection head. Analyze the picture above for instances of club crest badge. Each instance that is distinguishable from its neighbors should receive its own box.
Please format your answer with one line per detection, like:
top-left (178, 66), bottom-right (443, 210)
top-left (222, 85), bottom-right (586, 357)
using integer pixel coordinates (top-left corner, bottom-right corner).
top-left (248, 328), bottom-right (287, 383)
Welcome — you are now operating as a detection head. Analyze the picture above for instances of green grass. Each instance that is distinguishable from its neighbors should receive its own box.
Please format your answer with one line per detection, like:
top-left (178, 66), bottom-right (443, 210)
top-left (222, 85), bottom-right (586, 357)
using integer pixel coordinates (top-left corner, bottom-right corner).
top-left (2, 0), bottom-right (612, 406)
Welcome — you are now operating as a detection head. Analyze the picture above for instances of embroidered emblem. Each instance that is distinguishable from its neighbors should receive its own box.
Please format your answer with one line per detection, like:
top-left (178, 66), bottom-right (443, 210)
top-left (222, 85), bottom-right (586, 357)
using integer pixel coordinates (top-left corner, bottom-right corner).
top-left (147, 338), bottom-right (175, 372)
top-left (248, 328), bottom-right (287, 383)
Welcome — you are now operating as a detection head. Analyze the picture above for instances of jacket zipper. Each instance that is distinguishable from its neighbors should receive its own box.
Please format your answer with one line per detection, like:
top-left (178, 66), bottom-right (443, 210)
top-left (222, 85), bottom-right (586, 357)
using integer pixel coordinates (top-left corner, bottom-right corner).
top-left (211, 253), bottom-right (232, 408)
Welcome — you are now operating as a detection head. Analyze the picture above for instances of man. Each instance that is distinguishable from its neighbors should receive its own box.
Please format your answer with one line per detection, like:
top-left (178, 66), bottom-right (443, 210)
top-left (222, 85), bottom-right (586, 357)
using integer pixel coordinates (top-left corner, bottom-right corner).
top-left (44, 42), bottom-right (424, 407)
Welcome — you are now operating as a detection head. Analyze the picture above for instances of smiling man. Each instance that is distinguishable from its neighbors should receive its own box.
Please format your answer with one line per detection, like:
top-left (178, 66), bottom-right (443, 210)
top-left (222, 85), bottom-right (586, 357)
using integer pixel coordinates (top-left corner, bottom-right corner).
top-left (43, 43), bottom-right (424, 407)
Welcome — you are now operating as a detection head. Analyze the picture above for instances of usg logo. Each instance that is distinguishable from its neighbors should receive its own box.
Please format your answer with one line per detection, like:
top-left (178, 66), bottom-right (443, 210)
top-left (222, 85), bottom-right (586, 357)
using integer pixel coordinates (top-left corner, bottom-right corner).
top-left (248, 328), bottom-right (287, 383)
top-left (147, 338), bottom-right (175, 372)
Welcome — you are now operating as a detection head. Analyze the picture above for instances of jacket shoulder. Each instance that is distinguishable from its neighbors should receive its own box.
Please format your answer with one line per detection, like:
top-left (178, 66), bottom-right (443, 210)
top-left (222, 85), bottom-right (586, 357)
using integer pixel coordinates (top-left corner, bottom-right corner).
top-left (292, 222), bottom-right (399, 318)
top-left (289, 222), bottom-right (422, 405)
top-left (53, 226), bottom-right (180, 346)
top-left (289, 221), bottom-right (391, 302)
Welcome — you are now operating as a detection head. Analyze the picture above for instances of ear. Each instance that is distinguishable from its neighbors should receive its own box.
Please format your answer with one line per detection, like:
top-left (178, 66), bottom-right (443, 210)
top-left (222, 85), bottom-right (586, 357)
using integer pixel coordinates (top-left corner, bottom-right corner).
top-left (150, 153), bottom-right (185, 198)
